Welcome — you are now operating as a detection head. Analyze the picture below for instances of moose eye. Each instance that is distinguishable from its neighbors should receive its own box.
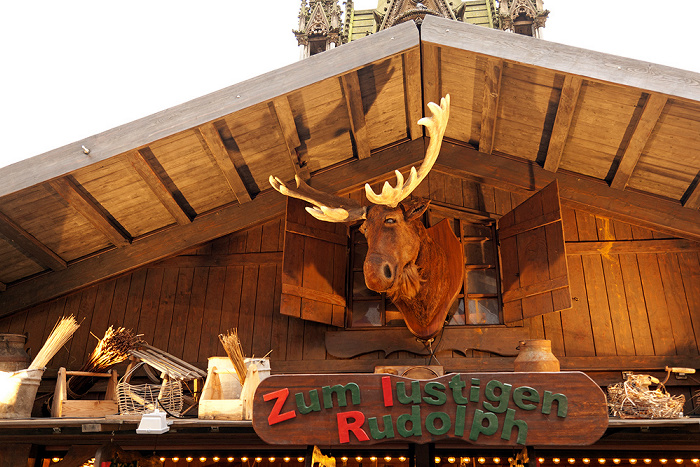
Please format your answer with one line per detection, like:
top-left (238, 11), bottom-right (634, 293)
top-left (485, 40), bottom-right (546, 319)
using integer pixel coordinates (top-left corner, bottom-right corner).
top-left (385, 218), bottom-right (396, 224)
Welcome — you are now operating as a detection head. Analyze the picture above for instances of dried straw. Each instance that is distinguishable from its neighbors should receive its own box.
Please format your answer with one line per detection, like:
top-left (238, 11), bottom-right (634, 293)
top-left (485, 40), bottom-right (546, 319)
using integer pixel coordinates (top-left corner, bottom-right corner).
top-left (218, 329), bottom-right (247, 385)
top-left (29, 315), bottom-right (80, 370)
top-left (68, 326), bottom-right (141, 397)
top-left (607, 373), bottom-right (685, 419)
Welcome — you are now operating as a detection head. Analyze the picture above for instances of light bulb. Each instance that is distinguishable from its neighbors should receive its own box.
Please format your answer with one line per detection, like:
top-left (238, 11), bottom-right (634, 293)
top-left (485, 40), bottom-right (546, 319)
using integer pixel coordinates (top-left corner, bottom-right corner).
top-left (255, 457), bottom-right (263, 463)
top-left (298, 457), bottom-right (305, 463)
top-left (356, 456), bottom-right (363, 462)
top-left (448, 458), bottom-right (456, 464)
top-left (554, 459), bottom-right (561, 464)
top-left (400, 456), bottom-right (407, 462)
top-left (644, 461), bottom-right (652, 465)
top-left (676, 461), bottom-right (684, 465)
top-left (213, 457), bottom-right (220, 462)
top-left (241, 457), bottom-right (248, 462)
top-left (386, 457), bottom-right (393, 462)
top-left (598, 460), bottom-right (606, 464)
top-left (539, 459), bottom-right (545, 464)
top-left (199, 457), bottom-right (207, 463)
top-left (661, 460), bottom-right (668, 465)
top-left (284, 457), bottom-right (291, 462)
top-left (630, 461), bottom-right (638, 465)
top-left (436, 457), bottom-right (442, 464)
top-left (583, 460), bottom-right (590, 465)
top-left (569, 460), bottom-right (576, 465)
top-left (494, 458), bottom-right (501, 464)
top-left (479, 458), bottom-right (486, 464)
top-left (371, 456), bottom-right (377, 461)
top-left (186, 458), bottom-right (193, 463)
top-left (228, 458), bottom-right (235, 463)
top-left (613, 460), bottom-right (621, 464)
top-left (172, 458), bottom-right (180, 463)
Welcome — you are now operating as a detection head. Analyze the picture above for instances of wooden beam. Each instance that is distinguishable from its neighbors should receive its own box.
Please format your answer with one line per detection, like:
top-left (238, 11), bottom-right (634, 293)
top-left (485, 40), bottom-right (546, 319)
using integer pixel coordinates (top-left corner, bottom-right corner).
top-left (197, 123), bottom-right (252, 203)
top-left (610, 93), bottom-right (668, 190)
top-left (479, 57), bottom-right (503, 155)
top-left (682, 171), bottom-right (700, 209)
top-left (434, 141), bottom-right (700, 242)
top-left (125, 150), bottom-right (191, 224)
top-left (47, 178), bottom-right (130, 246)
top-left (566, 238), bottom-right (700, 255)
top-left (422, 43), bottom-right (441, 113)
top-left (421, 15), bottom-right (700, 101)
top-left (0, 282), bottom-right (5, 292)
top-left (270, 96), bottom-right (310, 180)
top-left (0, 21), bottom-right (419, 198)
top-left (0, 211), bottom-right (67, 271)
top-left (402, 48), bottom-right (423, 140)
top-left (544, 74), bottom-right (583, 172)
top-left (0, 139), bottom-right (426, 317)
top-left (154, 251), bottom-right (282, 268)
top-left (340, 72), bottom-right (371, 160)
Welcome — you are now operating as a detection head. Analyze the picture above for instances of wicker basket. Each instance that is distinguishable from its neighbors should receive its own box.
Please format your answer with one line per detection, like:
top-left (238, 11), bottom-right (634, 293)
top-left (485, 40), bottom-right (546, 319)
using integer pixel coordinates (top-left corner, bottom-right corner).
top-left (116, 362), bottom-right (183, 417)
top-left (607, 373), bottom-right (685, 419)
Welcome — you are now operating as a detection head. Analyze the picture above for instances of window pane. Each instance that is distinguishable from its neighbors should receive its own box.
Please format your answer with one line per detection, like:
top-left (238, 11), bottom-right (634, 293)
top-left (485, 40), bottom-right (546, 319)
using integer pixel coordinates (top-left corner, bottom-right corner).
top-left (351, 301), bottom-right (382, 327)
top-left (353, 242), bottom-right (368, 266)
top-left (462, 224), bottom-right (492, 237)
top-left (447, 298), bottom-right (465, 325)
top-left (466, 299), bottom-right (501, 325)
top-left (466, 269), bottom-right (498, 294)
top-left (385, 301), bottom-right (405, 327)
top-left (353, 272), bottom-right (379, 297)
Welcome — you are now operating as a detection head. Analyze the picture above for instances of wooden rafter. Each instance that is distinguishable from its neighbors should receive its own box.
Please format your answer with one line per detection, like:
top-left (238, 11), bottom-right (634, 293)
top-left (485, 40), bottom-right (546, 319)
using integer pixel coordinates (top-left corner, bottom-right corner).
top-left (422, 43), bottom-right (441, 115)
top-left (197, 123), bottom-right (252, 204)
top-left (479, 57), bottom-right (503, 155)
top-left (270, 96), bottom-right (310, 181)
top-left (611, 93), bottom-right (668, 190)
top-left (434, 142), bottom-right (700, 243)
top-left (684, 175), bottom-right (700, 209)
top-left (47, 178), bottom-right (130, 246)
top-left (544, 75), bottom-right (583, 172)
top-left (0, 282), bottom-right (5, 292)
top-left (0, 211), bottom-right (67, 271)
top-left (402, 48), bottom-right (423, 140)
top-left (126, 150), bottom-right (191, 224)
top-left (340, 71), bottom-right (371, 160)
top-left (0, 139), bottom-right (426, 317)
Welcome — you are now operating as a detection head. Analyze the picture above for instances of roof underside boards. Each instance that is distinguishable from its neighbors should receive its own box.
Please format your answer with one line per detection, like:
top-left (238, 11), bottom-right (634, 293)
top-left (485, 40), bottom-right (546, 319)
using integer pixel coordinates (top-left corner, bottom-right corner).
top-left (0, 16), bottom-right (699, 316)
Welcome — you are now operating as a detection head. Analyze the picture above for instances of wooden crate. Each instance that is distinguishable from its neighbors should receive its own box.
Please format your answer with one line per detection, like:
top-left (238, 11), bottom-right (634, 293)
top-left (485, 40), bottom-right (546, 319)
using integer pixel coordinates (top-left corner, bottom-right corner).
top-left (51, 367), bottom-right (119, 418)
top-left (198, 357), bottom-right (263, 420)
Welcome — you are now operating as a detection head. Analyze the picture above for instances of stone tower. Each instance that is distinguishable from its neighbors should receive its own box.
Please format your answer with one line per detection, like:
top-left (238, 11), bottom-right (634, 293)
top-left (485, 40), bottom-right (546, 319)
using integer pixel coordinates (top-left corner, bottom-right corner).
top-left (497, 0), bottom-right (549, 37)
top-left (294, 0), bottom-right (346, 58)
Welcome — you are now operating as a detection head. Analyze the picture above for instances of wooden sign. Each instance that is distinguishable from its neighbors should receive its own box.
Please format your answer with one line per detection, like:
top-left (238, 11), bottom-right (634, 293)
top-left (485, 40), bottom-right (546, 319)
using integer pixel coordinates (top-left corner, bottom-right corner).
top-left (253, 372), bottom-right (608, 446)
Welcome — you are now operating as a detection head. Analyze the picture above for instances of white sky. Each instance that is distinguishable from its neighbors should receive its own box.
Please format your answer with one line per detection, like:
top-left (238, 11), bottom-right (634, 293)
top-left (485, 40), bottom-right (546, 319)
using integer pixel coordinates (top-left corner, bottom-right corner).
top-left (0, 0), bottom-right (697, 170)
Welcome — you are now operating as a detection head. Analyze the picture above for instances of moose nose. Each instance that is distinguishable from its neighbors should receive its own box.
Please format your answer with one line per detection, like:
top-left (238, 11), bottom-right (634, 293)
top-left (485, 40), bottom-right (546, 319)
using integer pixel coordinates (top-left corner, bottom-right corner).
top-left (383, 264), bottom-right (393, 280)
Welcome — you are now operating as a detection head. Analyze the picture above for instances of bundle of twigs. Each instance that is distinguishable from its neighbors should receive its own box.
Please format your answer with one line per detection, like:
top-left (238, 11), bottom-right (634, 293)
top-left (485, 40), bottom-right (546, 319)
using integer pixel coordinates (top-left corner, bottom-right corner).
top-left (607, 373), bottom-right (685, 419)
top-left (218, 329), bottom-right (247, 385)
top-left (29, 315), bottom-right (80, 370)
top-left (67, 326), bottom-right (140, 398)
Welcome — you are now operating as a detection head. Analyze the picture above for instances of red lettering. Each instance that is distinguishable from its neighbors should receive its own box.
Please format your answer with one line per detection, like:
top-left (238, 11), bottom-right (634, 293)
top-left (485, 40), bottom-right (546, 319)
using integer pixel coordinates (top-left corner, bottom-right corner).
top-left (337, 411), bottom-right (369, 443)
top-left (263, 388), bottom-right (297, 425)
top-left (382, 375), bottom-right (393, 407)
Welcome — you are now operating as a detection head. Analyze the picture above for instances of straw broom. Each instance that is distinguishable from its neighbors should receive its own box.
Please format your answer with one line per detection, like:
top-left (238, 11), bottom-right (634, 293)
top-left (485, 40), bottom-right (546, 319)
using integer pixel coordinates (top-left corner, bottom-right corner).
top-left (29, 315), bottom-right (80, 370)
top-left (218, 329), bottom-right (247, 385)
top-left (67, 326), bottom-right (140, 397)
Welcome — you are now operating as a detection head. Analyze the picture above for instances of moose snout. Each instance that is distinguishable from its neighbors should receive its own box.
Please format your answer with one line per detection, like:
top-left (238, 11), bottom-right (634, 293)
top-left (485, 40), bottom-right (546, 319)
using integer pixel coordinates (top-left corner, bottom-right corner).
top-left (364, 254), bottom-right (396, 292)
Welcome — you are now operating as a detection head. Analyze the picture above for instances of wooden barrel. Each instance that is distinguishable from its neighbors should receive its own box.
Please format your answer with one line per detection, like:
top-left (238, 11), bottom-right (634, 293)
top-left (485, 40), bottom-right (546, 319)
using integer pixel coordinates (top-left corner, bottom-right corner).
top-left (513, 339), bottom-right (560, 372)
top-left (0, 334), bottom-right (30, 372)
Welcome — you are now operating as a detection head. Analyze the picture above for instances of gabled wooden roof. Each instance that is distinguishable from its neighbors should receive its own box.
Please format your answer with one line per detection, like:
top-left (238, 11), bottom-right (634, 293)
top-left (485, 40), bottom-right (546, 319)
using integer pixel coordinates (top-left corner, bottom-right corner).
top-left (1, 16), bottom-right (699, 317)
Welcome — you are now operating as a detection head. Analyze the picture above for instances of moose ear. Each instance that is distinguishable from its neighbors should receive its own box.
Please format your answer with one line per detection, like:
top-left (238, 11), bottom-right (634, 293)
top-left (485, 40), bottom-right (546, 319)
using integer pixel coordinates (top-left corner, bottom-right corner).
top-left (401, 199), bottom-right (430, 222)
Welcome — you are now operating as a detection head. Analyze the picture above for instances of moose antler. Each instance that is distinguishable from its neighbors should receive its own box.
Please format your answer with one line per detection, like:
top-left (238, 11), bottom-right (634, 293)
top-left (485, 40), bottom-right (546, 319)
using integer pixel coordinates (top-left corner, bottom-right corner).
top-left (365, 94), bottom-right (450, 207)
top-left (269, 174), bottom-right (367, 222)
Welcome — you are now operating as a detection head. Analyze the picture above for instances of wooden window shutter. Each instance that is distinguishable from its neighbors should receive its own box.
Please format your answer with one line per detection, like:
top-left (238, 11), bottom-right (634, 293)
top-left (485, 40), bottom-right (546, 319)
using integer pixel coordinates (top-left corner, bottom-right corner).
top-left (498, 180), bottom-right (572, 323)
top-left (281, 197), bottom-right (348, 326)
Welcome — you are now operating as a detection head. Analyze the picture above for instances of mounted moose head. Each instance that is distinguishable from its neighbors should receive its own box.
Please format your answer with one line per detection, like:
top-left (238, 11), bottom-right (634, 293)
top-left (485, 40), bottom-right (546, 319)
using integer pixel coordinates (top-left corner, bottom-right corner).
top-left (270, 95), bottom-right (462, 340)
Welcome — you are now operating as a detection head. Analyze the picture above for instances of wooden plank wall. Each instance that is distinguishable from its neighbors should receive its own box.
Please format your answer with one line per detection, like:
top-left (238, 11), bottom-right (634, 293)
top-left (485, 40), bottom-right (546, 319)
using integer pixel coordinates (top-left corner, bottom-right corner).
top-left (1, 173), bottom-right (698, 399)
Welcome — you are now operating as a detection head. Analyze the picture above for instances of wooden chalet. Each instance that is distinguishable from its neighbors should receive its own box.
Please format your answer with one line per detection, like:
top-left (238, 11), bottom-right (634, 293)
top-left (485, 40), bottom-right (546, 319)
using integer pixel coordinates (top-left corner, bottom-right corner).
top-left (0, 13), bottom-right (699, 467)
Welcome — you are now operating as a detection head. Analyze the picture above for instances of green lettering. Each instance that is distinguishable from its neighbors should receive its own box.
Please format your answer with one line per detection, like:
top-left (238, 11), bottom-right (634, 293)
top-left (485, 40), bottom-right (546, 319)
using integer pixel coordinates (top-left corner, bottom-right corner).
top-left (470, 378), bottom-right (481, 402)
top-left (469, 409), bottom-right (498, 441)
top-left (423, 382), bottom-right (447, 405)
top-left (396, 381), bottom-right (421, 404)
top-left (513, 386), bottom-right (540, 410)
top-left (454, 405), bottom-right (466, 437)
top-left (426, 411), bottom-right (451, 435)
top-left (368, 415), bottom-right (395, 440)
top-left (501, 408), bottom-right (528, 445)
top-left (449, 375), bottom-right (469, 404)
top-left (322, 383), bottom-right (361, 409)
top-left (542, 391), bottom-right (568, 417)
top-left (295, 390), bottom-right (321, 414)
top-left (397, 405), bottom-right (422, 438)
top-left (483, 380), bottom-right (512, 413)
